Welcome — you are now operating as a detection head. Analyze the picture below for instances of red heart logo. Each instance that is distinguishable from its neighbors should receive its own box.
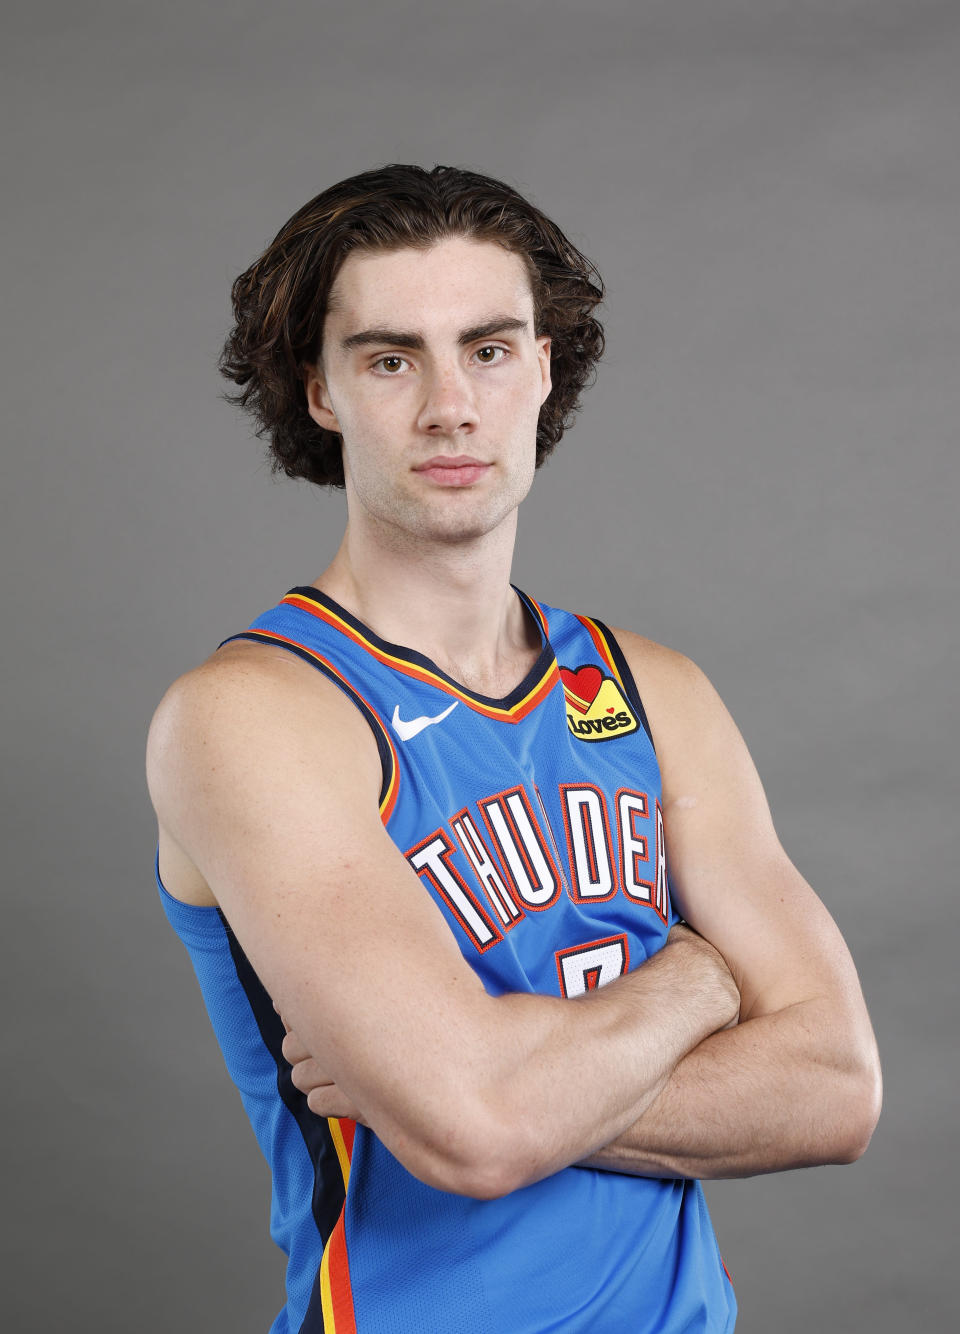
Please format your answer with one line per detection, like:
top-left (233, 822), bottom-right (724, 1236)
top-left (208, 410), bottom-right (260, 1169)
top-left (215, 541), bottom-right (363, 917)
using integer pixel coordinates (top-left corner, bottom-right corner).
top-left (560, 664), bottom-right (603, 712)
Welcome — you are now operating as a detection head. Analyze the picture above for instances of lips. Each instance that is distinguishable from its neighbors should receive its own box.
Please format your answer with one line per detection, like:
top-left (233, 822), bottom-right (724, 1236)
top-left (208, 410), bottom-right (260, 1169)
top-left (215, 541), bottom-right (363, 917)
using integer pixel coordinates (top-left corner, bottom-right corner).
top-left (414, 456), bottom-right (491, 486)
top-left (416, 455), bottom-right (487, 470)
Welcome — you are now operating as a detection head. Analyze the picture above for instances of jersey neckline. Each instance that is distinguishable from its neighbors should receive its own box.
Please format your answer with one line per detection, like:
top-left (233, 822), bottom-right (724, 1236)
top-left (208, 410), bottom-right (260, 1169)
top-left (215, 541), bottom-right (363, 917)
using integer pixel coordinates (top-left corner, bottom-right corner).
top-left (278, 584), bottom-right (560, 721)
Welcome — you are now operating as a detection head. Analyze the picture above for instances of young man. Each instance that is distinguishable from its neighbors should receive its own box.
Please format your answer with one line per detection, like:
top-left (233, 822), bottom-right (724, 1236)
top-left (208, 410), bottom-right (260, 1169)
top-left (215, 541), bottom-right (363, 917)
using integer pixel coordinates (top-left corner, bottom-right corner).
top-left (146, 164), bottom-right (881, 1333)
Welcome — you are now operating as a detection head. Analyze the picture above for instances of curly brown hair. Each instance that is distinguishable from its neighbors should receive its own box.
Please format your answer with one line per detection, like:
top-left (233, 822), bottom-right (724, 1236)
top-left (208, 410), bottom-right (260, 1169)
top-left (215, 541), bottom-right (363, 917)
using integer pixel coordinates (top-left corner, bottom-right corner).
top-left (219, 164), bottom-right (605, 488)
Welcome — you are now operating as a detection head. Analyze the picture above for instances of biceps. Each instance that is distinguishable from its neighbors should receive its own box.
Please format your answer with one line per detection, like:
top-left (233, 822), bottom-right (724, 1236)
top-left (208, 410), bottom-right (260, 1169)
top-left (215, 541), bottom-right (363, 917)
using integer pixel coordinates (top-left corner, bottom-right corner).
top-left (667, 830), bottom-right (860, 1023)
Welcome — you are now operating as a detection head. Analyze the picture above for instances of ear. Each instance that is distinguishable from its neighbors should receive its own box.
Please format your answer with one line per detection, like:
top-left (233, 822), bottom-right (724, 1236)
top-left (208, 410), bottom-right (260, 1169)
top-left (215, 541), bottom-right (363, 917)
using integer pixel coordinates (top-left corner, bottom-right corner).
top-left (304, 363), bottom-right (341, 433)
top-left (536, 336), bottom-right (552, 406)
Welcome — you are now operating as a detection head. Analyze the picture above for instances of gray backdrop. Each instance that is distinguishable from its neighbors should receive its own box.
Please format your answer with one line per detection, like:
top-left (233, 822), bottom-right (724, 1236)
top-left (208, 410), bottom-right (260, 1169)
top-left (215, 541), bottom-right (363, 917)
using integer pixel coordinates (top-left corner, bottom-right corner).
top-left (3, 1), bottom-right (957, 1330)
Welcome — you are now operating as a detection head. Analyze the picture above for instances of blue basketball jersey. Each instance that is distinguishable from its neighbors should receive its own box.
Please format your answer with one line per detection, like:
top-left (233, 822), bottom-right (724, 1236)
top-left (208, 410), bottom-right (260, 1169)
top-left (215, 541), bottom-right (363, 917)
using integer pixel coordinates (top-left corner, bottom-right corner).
top-left (157, 585), bottom-right (737, 1333)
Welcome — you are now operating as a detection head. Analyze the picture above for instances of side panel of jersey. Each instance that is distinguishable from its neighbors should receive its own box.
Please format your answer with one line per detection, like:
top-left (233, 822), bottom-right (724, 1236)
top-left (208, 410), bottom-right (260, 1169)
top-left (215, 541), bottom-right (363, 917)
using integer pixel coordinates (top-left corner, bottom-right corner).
top-left (155, 858), bottom-right (348, 1334)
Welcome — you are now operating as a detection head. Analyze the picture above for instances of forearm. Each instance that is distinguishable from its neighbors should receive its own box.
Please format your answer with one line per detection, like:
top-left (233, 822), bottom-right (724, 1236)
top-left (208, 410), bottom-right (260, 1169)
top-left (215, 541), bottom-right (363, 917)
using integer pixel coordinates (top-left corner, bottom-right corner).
top-left (470, 938), bottom-right (736, 1191)
top-left (578, 998), bottom-right (882, 1180)
top-left (286, 930), bottom-right (737, 1197)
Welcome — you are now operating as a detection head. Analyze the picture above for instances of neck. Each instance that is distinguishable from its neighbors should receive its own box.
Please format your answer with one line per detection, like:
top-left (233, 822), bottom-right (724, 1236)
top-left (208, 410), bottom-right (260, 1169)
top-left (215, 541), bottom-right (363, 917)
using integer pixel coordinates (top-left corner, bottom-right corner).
top-left (312, 512), bottom-right (541, 696)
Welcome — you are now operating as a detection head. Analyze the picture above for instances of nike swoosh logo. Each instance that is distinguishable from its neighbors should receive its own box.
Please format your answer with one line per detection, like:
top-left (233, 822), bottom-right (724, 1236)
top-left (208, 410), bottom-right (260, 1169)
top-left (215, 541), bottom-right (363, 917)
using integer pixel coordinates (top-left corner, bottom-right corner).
top-left (391, 700), bottom-right (459, 741)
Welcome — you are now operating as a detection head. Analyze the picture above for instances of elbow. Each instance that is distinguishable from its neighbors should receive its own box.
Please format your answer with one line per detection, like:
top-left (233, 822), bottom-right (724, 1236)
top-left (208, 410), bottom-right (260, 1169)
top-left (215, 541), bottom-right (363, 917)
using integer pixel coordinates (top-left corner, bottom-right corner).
top-left (422, 1127), bottom-right (538, 1202)
top-left (405, 1135), bottom-right (516, 1201)
top-left (384, 1101), bottom-right (541, 1201)
top-left (833, 1048), bottom-right (883, 1164)
top-left (441, 1156), bottom-right (524, 1202)
top-left (442, 1101), bottom-right (557, 1199)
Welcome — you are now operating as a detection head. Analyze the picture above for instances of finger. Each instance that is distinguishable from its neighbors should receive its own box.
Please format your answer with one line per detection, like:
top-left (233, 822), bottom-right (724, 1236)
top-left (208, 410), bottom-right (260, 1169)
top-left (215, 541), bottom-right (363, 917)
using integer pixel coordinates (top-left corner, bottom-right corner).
top-left (306, 1086), bottom-right (363, 1120)
top-left (290, 1058), bottom-right (334, 1095)
top-left (281, 1031), bottom-right (312, 1065)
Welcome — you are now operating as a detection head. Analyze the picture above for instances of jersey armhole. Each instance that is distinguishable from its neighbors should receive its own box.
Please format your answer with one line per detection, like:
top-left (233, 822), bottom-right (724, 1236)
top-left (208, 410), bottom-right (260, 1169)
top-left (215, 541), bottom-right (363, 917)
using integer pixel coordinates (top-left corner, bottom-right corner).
top-left (217, 630), bottom-right (400, 825)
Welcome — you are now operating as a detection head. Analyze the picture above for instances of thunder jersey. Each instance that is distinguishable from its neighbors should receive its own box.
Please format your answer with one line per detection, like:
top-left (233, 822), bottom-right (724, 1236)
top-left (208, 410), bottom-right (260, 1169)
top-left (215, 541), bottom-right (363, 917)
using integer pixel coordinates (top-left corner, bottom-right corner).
top-left (156, 585), bottom-right (737, 1333)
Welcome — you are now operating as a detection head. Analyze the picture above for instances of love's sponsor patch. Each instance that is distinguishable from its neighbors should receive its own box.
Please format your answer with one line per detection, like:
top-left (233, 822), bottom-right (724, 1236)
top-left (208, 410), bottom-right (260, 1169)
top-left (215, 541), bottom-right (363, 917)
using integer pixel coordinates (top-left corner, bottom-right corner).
top-left (560, 664), bottom-right (638, 742)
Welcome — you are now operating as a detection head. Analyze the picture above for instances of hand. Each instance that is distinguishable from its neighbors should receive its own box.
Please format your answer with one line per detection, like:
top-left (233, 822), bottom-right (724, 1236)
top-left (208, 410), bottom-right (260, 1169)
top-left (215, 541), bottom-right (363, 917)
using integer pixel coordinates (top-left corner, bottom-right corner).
top-left (276, 1010), bottom-right (366, 1123)
top-left (664, 923), bottom-right (740, 1030)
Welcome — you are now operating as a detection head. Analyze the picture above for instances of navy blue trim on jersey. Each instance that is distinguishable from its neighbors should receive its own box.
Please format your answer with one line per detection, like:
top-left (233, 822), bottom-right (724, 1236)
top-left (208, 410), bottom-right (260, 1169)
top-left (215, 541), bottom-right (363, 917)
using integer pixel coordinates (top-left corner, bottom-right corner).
top-left (282, 585), bottom-right (556, 712)
top-left (215, 629), bottom-right (397, 816)
top-left (218, 911), bottom-right (347, 1250)
top-left (591, 618), bottom-right (655, 750)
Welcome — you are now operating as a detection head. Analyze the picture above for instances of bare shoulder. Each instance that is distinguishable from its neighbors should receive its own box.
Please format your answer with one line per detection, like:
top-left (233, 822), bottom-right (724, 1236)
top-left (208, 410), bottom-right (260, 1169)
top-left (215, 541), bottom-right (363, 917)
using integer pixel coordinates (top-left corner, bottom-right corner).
top-left (608, 623), bottom-right (778, 854)
top-left (146, 640), bottom-right (384, 905)
top-left (607, 627), bottom-right (728, 754)
top-left (606, 626), bottom-right (701, 688)
top-left (147, 639), bottom-right (384, 785)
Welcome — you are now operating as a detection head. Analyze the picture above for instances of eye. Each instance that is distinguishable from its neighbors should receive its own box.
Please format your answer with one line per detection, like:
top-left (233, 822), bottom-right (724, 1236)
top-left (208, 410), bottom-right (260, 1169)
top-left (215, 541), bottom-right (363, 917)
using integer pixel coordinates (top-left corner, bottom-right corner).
top-left (474, 345), bottom-right (507, 364)
top-left (373, 354), bottom-right (409, 375)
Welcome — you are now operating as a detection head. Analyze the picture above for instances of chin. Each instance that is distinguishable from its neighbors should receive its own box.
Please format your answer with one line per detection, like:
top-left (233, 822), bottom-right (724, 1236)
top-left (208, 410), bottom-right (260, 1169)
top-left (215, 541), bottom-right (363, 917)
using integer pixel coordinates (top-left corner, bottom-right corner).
top-left (359, 476), bottom-right (527, 547)
top-left (416, 510), bottom-right (506, 545)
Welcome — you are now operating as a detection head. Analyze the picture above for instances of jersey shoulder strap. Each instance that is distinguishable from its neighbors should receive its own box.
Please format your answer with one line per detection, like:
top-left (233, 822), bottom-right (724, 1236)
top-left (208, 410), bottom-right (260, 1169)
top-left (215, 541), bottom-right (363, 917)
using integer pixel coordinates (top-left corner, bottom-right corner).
top-left (536, 600), bottom-right (654, 750)
top-left (216, 587), bottom-right (400, 823)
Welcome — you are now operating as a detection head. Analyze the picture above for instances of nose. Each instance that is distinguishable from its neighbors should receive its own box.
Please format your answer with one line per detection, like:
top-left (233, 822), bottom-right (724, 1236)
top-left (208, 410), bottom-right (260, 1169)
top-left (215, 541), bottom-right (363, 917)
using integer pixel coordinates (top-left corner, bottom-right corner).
top-left (416, 360), bottom-right (479, 436)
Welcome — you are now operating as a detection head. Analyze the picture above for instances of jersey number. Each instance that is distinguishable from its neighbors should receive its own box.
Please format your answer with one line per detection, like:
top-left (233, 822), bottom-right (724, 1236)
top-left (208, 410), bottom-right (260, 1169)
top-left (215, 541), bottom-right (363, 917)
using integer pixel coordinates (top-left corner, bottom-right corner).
top-left (555, 934), bottom-right (630, 998)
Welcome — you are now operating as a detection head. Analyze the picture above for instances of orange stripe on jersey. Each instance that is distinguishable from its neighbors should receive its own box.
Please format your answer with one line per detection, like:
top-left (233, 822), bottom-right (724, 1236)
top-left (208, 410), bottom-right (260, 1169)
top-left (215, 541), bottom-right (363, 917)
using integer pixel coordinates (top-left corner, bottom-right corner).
top-left (339, 1118), bottom-right (356, 1158)
top-left (230, 628), bottom-right (400, 824)
top-left (522, 593), bottom-right (550, 639)
top-left (319, 1209), bottom-right (357, 1333)
top-left (377, 751), bottom-right (400, 825)
top-left (318, 1118), bottom-right (357, 1331)
top-left (282, 592), bottom-right (559, 723)
top-left (574, 615), bottom-right (623, 687)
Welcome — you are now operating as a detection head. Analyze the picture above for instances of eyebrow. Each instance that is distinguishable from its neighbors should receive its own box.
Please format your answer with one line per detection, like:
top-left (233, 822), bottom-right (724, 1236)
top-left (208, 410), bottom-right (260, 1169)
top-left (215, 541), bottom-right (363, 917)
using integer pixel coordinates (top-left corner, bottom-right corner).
top-left (339, 316), bottom-right (529, 353)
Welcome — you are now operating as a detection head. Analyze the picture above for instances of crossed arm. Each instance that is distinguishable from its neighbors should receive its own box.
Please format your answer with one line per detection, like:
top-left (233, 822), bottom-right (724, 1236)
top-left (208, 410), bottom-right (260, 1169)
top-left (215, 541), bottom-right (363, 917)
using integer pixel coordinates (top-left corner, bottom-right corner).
top-left (571, 632), bottom-right (882, 1179)
top-left (148, 635), bottom-right (881, 1196)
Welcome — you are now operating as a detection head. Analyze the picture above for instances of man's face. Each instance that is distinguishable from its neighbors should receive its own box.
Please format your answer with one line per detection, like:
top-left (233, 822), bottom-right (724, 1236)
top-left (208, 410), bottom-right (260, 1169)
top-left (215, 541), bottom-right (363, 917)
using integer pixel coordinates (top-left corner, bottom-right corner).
top-left (305, 236), bottom-right (552, 546)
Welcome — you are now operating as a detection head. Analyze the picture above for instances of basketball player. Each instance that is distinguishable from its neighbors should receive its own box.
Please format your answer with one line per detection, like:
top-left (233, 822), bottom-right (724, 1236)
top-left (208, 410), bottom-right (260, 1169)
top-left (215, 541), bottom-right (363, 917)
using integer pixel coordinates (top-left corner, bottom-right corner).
top-left (146, 165), bottom-right (881, 1333)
